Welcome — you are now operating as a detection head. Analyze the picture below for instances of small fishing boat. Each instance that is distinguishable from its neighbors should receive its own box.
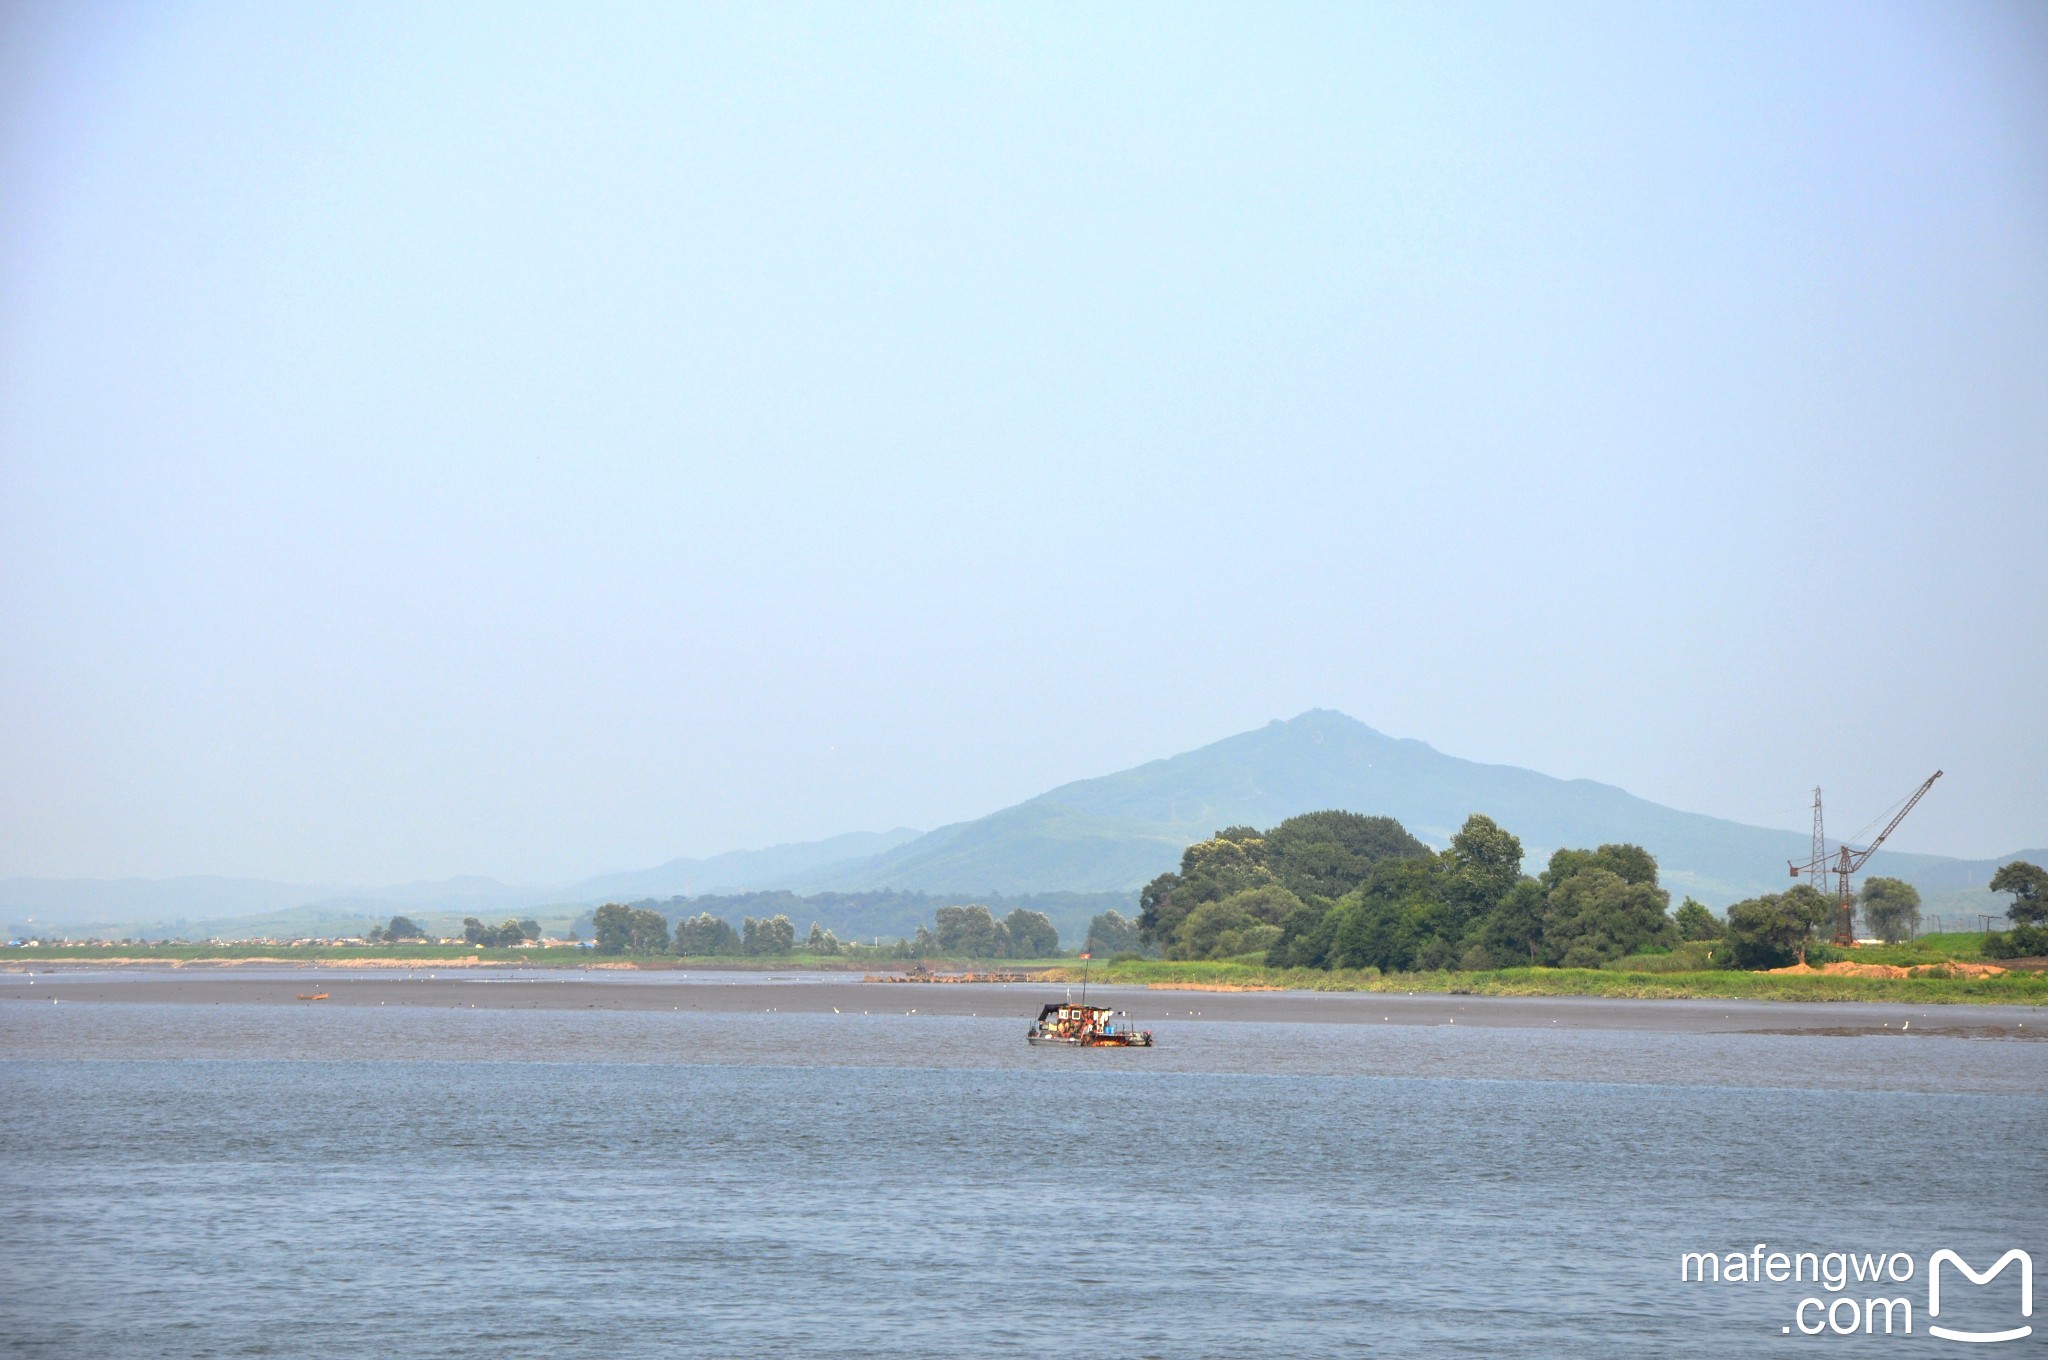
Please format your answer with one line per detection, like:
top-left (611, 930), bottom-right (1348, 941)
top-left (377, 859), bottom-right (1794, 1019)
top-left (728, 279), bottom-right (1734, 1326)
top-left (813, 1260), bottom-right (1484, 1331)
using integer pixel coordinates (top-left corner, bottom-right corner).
top-left (1026, 1002), bottom-right (1152, 1047)
top-left (295, 992), bottom-right (329, 1001)
top-left (1024, 953), bottom-right (1152, 1047)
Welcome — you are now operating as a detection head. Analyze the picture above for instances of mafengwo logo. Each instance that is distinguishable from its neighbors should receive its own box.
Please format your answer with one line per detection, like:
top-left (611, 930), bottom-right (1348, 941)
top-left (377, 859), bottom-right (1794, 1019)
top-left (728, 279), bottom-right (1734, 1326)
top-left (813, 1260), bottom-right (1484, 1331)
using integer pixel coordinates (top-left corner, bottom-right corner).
top-left (1680, 1245), bottom-right (2033, 1341)
top-left (1929, 1250), bottom-right (2033, 1345)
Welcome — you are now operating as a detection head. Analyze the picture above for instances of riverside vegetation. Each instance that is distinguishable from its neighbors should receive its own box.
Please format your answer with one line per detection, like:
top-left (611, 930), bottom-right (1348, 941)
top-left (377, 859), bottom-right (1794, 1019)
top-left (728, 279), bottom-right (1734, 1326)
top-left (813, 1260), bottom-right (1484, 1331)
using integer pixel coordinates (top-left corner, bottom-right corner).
top-left (11, 813), bottom-right (2042, 1004)
top-left (1083, 809), bottom-right (2046, 1004)
top-left (1132, 810), bottom-right (2046, 973)
top-left (591, 900), bottom-right (1063, 960)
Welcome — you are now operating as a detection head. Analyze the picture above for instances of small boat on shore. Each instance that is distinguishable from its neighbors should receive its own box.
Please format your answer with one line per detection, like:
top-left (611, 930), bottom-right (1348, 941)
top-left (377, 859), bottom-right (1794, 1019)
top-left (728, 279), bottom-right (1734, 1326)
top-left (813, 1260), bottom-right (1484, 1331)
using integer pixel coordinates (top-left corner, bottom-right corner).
top-left (1026, 1002), bottom-right (1152, 1047)
top-left (295, 992), bottom-right (329, 1001)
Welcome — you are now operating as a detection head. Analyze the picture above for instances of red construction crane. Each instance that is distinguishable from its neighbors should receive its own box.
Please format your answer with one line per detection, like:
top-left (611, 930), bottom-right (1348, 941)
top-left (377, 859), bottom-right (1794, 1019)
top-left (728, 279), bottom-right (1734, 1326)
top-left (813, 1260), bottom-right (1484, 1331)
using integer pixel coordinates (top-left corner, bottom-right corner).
top-left (1789, 771), bottom-right (1942, 946)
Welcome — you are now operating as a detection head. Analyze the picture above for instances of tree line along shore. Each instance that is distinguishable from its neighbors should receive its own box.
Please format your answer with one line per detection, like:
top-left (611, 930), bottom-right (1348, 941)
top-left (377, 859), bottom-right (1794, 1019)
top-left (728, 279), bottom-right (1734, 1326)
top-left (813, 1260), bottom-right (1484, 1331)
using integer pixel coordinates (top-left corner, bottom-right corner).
top-left (8, 811), bottom-right (2042, 1004)
top-left (1129, 810), bottom-right (2045, 971)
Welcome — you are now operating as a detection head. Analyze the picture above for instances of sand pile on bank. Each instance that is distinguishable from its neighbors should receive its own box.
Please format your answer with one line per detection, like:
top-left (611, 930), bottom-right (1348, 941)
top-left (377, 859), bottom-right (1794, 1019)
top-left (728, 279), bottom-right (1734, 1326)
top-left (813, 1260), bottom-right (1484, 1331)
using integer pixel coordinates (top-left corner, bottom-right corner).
top-left (1907, 961), bottom-right (2006, 978)
top-left (1765, 960), bottom-right (2005, 979)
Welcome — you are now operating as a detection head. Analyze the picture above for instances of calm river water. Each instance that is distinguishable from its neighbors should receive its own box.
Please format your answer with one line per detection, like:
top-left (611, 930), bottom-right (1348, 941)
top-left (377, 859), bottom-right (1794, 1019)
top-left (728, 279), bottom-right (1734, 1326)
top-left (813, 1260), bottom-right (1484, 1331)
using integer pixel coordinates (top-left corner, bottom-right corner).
top-left (2, 979), bottom-right (2042, 1358)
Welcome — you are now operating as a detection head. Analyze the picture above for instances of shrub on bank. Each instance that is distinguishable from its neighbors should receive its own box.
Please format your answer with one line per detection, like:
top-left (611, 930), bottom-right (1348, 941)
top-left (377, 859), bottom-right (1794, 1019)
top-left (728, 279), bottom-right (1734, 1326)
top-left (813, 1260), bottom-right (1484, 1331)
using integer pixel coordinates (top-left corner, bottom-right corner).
top-left (1603, 940), bottom-right (1723, 973)
top-left (1985, 924), bottom-right (2048, 960)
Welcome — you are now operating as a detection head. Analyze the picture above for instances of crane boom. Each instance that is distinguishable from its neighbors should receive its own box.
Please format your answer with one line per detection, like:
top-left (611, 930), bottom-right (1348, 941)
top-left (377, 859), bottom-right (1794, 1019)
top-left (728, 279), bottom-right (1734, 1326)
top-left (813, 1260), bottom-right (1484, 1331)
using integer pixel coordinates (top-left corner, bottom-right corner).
top-left (1827, 770), bottom-right (1942, 945)
top-left (1841, 770), bottom-right (1943, 874)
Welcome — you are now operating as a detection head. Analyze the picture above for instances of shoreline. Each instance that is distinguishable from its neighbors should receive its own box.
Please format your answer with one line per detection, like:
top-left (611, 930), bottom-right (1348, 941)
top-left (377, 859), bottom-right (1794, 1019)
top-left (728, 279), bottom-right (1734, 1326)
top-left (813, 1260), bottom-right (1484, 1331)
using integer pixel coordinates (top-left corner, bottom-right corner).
top-left (2, 968), bottom-right (2040, 1038)
top-left (7, 952), bottom-right (2045, 1006)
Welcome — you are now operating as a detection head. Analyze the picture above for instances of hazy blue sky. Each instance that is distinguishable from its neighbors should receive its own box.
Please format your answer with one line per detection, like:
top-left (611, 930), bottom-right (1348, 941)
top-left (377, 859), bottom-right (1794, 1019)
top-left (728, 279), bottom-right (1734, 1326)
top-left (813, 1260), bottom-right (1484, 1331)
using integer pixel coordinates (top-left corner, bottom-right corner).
top-left (3, 2), bottom-right (2044, 885)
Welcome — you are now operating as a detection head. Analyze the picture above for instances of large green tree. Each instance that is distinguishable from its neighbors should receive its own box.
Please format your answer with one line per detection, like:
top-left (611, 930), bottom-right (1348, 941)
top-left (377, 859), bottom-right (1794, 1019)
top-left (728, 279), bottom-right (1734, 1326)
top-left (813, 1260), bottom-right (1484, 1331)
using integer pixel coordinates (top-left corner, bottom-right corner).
top-left (1445, 815), bottom-right (1526, 904)
top-left (1000, 908), bottom-right (1059, 957)
top-left (1263, 811), bottom-right (1430, 900)
top-left (466, 915), bottom-right (540, 948)
top-left (1167, 885), bottom-right (1299, 960)
top-left (1139, 828), bottom-right (1275, 946)
top-left (1541, 843), bottom-right (1660, 890)
top-left (1723, 885), bottom-right (1833, 969)
top-left (1857, 877), bottom-right (1921, 943)
top-left (932, 905), bottom-right (1006, 957)
top-left (1267, 816), bottom-right (1534, 972)
top-left (1145, 811), bottom-right (1437, 949)
top-left (1985, 860), bottom-right (2048, 959)
top-left (1473, 879), bottom-right (1549, 966)
top-left (619, 909), bottom-right (666, 952)
top-left (1540, 867), bottom-right (1675, 967)
top-left (1327, 855), bottom-right (1457, 971)
top-left (592, 903), bottom-right (633, 953)
top-left (1989, 861), bottom-right (2047, 928)
top-left (741, 914), bottom-right (795, 955)
top-left (1259, 813), bottom-right (1509, 970)
top-left (1673, 899), bottom-right (1721, 942)
top-left (1266, 896), bottom-right (1341, 969)
top-left (674, 912), bottom-right (740, 955)
top-left (1269, 823), bottom-right (1695, 974)
top-left (1084, 909), bottom-right (1143, 956)
top-left (1260, 820), bottom-right (1705, 975)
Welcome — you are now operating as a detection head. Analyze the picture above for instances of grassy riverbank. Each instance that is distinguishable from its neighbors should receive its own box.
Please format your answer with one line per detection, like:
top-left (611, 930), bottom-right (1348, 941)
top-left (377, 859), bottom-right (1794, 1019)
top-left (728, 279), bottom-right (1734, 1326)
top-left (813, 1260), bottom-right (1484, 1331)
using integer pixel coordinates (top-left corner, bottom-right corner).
top-left (1039, 958), bottom-right (2048, 1005)
top-left (9, 942), bottom-right (2042, 1004)
top-left (0, 942), bottom-right (1069, 970)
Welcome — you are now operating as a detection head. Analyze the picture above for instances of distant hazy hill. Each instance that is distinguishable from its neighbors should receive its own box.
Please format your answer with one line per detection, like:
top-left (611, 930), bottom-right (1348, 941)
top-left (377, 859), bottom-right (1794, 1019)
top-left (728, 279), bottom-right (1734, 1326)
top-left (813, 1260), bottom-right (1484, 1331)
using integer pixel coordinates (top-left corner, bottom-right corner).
top-left (0, 875), bottom-right (344, 937)
top-left (561, 829), bottom-right (921, 902)
top-left (800, 711), bottom-right (2034, 907)
top-left (1, 831), bottom-right (931, 939)
top-left (9, 714), bottom-right (2037, 936)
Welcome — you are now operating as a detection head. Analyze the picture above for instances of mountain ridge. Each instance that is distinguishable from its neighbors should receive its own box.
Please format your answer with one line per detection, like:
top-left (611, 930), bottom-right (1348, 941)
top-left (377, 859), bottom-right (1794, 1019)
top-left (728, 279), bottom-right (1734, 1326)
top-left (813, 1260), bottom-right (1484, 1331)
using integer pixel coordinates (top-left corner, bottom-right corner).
top-left (795, 712), bottom-right (2036, 907)
top-left (7, 712), bottom-right (2039, 934)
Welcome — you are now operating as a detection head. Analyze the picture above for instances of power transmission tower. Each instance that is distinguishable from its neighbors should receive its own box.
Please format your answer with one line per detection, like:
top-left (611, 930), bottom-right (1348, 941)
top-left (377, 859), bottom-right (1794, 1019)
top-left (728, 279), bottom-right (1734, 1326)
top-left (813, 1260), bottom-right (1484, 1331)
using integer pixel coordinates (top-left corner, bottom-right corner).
top-left (1808, 788), bottom-right (1827, 899)
top-left (1789, 787), bottom-right (1831, 898)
